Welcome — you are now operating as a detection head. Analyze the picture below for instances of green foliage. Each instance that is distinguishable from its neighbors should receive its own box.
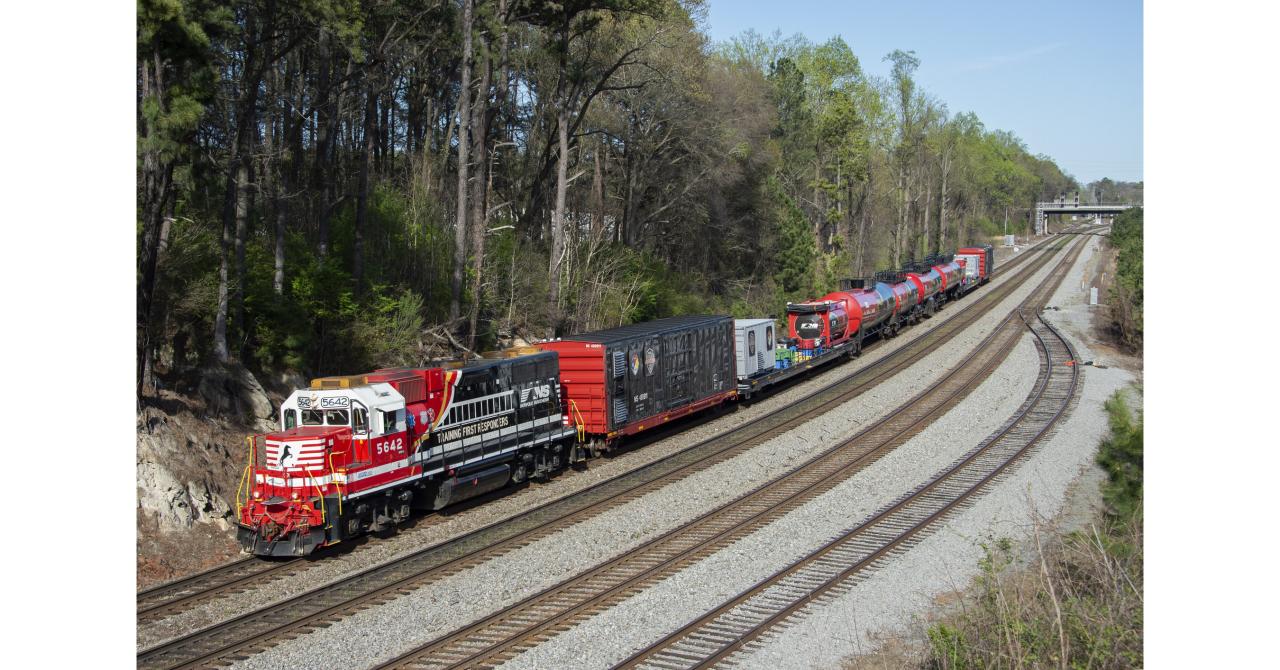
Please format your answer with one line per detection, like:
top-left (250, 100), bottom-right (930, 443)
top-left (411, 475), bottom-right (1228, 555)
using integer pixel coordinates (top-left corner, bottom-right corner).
top-left (767, 177), bottom-right (817, 298)
top-left (349, 289), bottom-right (427, 368)
top-left (137, 2), bottom-right (1098, 387)
top-left (1107, 207), bottom-right (1143, 349)
top-left (1097, 390), bottom-right (1144, 520)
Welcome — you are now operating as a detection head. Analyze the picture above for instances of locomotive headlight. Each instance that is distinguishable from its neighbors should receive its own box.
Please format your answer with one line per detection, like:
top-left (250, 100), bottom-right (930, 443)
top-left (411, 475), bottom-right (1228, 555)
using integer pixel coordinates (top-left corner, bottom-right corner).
top-left (292, 491), bottom-right (300, 500)
top-left (253, 490), bottom-right (260, 498)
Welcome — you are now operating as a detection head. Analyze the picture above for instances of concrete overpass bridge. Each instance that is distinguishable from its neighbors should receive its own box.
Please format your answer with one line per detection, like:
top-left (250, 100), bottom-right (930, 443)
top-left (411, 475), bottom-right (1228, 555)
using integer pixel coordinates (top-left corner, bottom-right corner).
top-left (1035, 198), bottom-right (1137, 234)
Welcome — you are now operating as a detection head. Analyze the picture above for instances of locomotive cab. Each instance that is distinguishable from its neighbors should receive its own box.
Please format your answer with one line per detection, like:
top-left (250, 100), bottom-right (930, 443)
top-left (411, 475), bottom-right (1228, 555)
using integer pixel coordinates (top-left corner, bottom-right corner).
top-left (238, 383), bottom-right (412, 556)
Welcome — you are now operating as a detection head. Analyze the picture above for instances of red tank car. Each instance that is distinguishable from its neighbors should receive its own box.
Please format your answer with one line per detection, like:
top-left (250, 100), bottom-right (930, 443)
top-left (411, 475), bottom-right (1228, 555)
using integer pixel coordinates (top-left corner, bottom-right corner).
top-left (785, 300), bottom-right (849, 350)
top-left (820, 280), bottom-right (893, 353)
top-left (904, 264), bottom-right (943, 303)
top-left (932, 257), bottom-right (964, 295)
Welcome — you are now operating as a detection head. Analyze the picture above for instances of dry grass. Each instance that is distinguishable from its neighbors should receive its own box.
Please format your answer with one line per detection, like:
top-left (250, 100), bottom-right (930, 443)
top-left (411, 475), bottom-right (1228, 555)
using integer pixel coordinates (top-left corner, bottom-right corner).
top-left (846, 389), bottom-right (1144, 670)
top-left (919, 512), bottom-right (1143, 670)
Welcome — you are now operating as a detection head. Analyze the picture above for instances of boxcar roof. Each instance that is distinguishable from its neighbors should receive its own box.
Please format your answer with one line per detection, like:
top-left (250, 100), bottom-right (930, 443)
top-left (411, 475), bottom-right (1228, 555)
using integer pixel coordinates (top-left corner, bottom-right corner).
top-left (460, 349), bottom-right (557, 372)
top-left (556, 314), bottom-right (730, 345)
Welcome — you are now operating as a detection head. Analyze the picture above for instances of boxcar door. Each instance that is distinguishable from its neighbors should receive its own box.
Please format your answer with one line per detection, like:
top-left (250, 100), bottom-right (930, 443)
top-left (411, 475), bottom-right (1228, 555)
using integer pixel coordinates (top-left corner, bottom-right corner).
top-left (642, 337), bottom-right (662, 415)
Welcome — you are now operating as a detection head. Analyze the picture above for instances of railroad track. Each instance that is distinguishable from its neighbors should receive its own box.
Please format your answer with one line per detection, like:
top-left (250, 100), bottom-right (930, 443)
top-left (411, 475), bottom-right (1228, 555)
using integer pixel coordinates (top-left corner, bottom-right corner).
top-left (369, 237), bottom-right (1085, 670)
top-left (617, 311), bottom-right (1080, 669)
top-left (137, 559), bottom-right (300, 625)
top-left (136, 235), bottom-right (1075, 670)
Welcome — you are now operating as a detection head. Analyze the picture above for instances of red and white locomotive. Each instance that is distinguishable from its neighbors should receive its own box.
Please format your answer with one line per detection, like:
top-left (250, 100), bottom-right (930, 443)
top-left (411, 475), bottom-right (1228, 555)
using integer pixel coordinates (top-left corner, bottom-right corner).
top-left (238, 352), bottom-right (574, 556)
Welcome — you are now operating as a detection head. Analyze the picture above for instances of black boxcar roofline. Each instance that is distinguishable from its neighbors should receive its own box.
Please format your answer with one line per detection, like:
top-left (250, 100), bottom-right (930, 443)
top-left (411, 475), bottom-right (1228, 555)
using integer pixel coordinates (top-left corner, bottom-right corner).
top-left (553, 314), bottom-right (731, 345)
top-left (459, 350), bottom-right (558, 371)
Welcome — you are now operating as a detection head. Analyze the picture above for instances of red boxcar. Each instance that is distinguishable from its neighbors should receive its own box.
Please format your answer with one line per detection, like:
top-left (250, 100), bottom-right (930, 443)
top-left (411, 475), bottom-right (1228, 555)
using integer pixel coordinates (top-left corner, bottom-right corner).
top-left (956, 244), bottom-right (995, 289)
top-left (539, 315), bottom-right (736, 453)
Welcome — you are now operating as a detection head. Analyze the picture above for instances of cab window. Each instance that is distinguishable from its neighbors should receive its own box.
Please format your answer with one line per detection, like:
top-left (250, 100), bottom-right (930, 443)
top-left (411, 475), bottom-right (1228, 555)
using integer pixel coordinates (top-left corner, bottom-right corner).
top-left (382, 409), bottom-right (399, 433)
top-left (353, 408), bottom-right (368, 434)
top-left (324, 409), bottom-right (349, 425)
top-left (284, 409), bottom-right (297, 430)
top-left (302, 409), bottom-right (324, 425)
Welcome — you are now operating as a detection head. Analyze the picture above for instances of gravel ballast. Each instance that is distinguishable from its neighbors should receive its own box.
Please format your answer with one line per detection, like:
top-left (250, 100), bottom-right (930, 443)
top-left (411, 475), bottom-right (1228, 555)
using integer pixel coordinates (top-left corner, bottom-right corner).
top-left (731, 235), bottom-right (1136, 669)
top-left (227, 242), bottom-right (1072, 670)
top-left (499, 334), bottom-right (1043, 670)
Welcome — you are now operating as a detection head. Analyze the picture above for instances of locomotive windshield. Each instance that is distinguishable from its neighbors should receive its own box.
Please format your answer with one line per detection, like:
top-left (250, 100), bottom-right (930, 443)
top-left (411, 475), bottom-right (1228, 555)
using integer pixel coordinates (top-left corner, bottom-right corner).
top-left (301, 409), bottom-right (350, 426)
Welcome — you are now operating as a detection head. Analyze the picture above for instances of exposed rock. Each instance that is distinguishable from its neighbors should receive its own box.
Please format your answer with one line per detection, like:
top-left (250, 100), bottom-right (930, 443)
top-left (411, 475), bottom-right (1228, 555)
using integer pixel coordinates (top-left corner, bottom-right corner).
top-left (136, 383), bottom-right (255, 589)
top-left (198, 363), bottom-right (276, 432)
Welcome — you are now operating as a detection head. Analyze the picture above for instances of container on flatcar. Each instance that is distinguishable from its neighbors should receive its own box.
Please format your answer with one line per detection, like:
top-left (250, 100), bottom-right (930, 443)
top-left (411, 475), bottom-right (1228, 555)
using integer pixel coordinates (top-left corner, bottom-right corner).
top-left (539, 315), bottom-right (736, 446)
top-left (786, 301), bottom-right (849, 351)
top-left (734, 318), bottom-right (777, 380)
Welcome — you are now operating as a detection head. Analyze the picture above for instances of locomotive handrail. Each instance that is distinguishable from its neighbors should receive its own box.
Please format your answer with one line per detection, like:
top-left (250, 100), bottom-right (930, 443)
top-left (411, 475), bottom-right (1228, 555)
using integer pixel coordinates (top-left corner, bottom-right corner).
top-left (328, 451), bottom-right (347, 516)
top-left (234, 435), bottom-right (255, 518)
top-left (304, 466), bottom-right (326, 526)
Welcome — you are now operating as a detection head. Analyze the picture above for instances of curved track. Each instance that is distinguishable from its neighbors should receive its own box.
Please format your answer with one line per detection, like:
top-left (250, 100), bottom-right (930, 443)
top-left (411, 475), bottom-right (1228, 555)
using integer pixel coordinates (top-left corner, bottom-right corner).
top-left (617, 310), bottom-right (1079, 669)
top-left (370, 237), bottom-right (1085, 670)
top-left (137, 233), bottom-right (1086, 670)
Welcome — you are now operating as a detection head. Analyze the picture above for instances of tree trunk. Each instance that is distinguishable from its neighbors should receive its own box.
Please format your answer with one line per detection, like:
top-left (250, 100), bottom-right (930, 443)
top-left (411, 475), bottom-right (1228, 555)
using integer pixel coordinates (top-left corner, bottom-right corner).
top-left (922, 179), bottom-right (932, 256)
top-left (548, 101), bottom-right (569, 336)
top-left (813, 148), bottom-right (823, 253)
top-left (314, 31), bottom-right (335, 258)
top-left (138, 50), bottom-right (175, 396)
top-left (233, 155), bottom-right (252, 359)
top-left (939, 167), bottom-right (949, 252)
top-left (355, 71), bottom-right (375, 295)
top-left (467, 31), bottom-right (493, 350)
top-left (450, 0), bottom-right (473, 324)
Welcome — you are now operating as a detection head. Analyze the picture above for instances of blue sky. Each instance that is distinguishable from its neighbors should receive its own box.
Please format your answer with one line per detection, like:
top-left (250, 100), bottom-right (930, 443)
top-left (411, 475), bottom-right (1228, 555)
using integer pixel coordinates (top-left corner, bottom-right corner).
top-left (703, 1), bottom-right (1143, 184)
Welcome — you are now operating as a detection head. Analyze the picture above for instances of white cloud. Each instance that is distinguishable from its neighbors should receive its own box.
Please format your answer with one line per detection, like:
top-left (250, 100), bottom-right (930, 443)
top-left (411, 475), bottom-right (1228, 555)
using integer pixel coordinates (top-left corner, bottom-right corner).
top-left (954, 42), bottom-right (1067, 72)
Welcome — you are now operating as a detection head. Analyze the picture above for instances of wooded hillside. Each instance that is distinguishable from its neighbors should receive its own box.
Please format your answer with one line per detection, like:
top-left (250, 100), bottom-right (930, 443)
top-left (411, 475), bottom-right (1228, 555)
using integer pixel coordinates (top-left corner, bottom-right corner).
top-left (137, 0), bottom-right (1081, 392)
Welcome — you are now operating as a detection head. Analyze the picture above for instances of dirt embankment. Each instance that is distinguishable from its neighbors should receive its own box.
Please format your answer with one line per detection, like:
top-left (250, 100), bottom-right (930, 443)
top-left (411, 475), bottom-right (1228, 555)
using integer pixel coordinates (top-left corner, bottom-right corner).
top-left (136, 365), bottom-right (299, 589)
